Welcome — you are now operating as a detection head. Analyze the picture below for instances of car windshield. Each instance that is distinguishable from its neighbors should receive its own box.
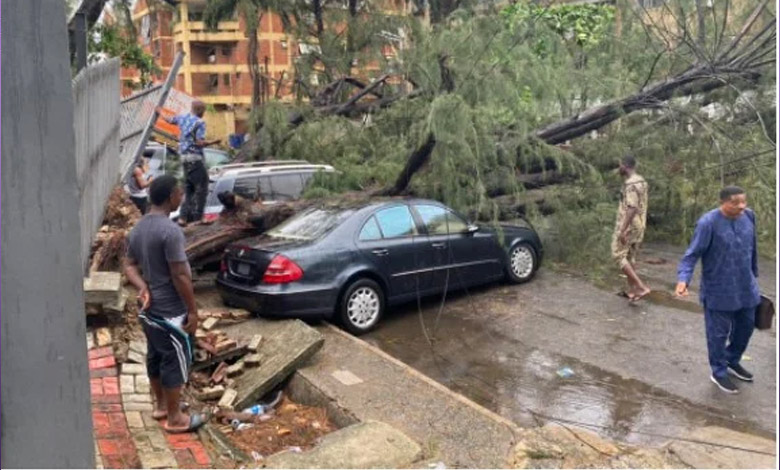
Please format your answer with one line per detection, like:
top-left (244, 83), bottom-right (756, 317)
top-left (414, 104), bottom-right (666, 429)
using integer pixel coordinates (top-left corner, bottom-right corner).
top-left (267, 208), bottom-right (353, 241)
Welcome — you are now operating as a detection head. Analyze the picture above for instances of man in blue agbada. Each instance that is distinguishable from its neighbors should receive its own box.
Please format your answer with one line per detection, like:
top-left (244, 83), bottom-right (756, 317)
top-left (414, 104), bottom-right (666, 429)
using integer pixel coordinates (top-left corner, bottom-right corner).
top-left (676, 186), bottom-right (761, 394)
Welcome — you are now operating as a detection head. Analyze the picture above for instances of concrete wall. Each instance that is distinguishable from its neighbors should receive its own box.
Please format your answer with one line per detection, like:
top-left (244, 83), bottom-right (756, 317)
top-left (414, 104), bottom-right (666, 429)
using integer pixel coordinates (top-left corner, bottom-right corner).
top-left (73, 59), bottom-right (121, 269)
top-left (1, 1), bottom-right (95, 467)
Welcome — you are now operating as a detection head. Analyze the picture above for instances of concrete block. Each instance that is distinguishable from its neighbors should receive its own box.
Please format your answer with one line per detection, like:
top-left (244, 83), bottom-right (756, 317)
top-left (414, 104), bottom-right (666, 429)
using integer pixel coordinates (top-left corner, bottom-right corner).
top-left (122, 363), bottom-right (146, 375)
top-left (124, 402), bottom-right (154, 412)
top-left (135, 375), bottom-right (151, 394)
top-left (127, 350), bottom-right (146, 364)
top-left (265, 421), bottom-right (422, 469)
top-left (123, 393), bottom-right (152, 403)
top-left (248, 334), bottom-right (263, 352)
top-left (126, 411), bottom-right (144, 429)
top-left (202, 317), bottom-right (220, 330)
top-left (138, 450), bottom-right (177, 469)
top-left (129, 340), bottom-right (147, 355)
top-left (95, 328), bottom-right (112, 347)
top-left (215, 338), bottom-right (237, 353)
top-left (197, 385), bottom-right (226, 401)
top-left (83, 272), bottom-right (122, 305)
top-left (230, 309), bottom-right (251, 321)
top-left (226, 361), bottom-right (244, 378)
top-left (217, 389), bottom-right (237, 409)
top-left (245, 354), bottom-right (261, 367)
top-left (120, 375), bottom-right (135, 394)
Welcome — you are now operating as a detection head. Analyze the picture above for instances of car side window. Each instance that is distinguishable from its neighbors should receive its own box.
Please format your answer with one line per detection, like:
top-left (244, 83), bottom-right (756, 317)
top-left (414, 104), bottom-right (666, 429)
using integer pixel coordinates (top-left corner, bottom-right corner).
top-left (269, 173), bottom-right (305, 201)
top-left (374, 206), bottom-right (418, 238)
top-left (233, 176), bottom-right (260, 200)
top-left (257, 175), bottom-right (273, 200)
top-left (359, 216), bottom-right (383, 241)
top-left (415, 204), bottom-right (468, 235)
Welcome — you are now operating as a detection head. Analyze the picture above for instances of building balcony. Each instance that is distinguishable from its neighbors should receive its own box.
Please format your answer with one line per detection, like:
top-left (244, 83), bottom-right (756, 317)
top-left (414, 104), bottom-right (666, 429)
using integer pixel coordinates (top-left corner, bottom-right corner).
top-left (174, 21), bottom-right (242, 42)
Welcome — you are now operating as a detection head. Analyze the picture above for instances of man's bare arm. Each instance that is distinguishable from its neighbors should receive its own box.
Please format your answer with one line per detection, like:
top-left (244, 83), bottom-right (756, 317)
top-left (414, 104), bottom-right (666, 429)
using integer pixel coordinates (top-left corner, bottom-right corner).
top-left (123, 257), bottom-right (151, 310)
top-left (620, 206), bottom-right (639, 237)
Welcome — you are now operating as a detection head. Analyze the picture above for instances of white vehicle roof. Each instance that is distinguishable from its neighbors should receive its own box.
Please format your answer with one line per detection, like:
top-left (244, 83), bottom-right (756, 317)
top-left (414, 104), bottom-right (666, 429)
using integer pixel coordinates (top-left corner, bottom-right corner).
top-left (217, 163), bottom-right (336, 180)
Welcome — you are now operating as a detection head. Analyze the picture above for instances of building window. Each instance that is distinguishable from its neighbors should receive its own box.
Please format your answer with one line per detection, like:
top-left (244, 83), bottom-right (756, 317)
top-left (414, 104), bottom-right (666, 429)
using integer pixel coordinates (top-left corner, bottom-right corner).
top-left (223, 74), bottom-right (231, 86)
top-left (222, 47), bottom-right (232, 57)
top-left (209, 74), bottom-right (219, 91)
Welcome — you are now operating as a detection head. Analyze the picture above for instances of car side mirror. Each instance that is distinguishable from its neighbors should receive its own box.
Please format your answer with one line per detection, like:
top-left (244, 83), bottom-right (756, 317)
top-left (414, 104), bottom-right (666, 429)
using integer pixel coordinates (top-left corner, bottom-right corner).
top-left (467, 224), bottom-right (479, 234)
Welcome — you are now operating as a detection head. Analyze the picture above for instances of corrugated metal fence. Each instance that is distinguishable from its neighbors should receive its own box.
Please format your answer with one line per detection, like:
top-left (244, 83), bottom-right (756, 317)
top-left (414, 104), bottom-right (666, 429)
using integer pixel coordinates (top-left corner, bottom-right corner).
top-left (72, 58), bottom-right (121, 269)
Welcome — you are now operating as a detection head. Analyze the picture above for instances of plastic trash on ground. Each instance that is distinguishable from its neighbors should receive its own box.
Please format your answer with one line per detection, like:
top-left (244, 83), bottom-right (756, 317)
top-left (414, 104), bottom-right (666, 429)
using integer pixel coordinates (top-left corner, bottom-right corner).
top-left (556, 367), bottom-right (574, 378)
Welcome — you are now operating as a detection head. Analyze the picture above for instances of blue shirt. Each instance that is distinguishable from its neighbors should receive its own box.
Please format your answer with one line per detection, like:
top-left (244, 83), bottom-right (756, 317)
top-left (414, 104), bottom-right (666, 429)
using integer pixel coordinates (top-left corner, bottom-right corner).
top-left (171, 113), bottom-right (206, 155)
top-left (677, 209), bottom-right (760, 311)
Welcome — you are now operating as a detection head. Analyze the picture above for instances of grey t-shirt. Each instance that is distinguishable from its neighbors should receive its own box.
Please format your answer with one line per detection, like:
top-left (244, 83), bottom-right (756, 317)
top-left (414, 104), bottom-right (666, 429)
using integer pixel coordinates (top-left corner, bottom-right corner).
top-left (127, 214), bottom-right (190, 318)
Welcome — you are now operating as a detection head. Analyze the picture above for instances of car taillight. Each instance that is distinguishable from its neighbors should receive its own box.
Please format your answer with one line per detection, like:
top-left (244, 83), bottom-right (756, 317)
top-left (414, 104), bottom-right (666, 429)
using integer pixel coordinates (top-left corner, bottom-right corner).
top-left (203, 213), bottom-right (219, 223)
top-left (262, 255), bottom-right (303, 284)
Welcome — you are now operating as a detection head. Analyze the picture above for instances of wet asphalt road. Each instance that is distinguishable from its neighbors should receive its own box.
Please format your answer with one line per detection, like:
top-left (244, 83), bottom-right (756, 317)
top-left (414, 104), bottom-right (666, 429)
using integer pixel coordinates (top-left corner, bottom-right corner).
top-left (362, 244), bottom-right (777, 446)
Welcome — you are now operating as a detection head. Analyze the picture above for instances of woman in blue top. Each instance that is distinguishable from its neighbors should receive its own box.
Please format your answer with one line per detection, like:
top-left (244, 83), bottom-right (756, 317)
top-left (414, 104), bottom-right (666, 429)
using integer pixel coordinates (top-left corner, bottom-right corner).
top-left (676, 186), bottom-right (761, 394)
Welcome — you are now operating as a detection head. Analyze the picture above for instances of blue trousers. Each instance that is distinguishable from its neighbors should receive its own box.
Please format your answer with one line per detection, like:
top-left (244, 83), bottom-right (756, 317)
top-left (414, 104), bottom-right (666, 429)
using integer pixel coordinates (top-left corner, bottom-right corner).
top-left (704, 306), bottom-right (755, 378)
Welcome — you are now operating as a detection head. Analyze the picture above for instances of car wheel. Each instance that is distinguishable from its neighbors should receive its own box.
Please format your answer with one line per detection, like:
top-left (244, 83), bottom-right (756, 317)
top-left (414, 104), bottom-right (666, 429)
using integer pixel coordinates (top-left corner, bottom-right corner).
top-left (507, 242), bottom-right (537, 283)
top-left (339, 278), bottom-right (385, 335)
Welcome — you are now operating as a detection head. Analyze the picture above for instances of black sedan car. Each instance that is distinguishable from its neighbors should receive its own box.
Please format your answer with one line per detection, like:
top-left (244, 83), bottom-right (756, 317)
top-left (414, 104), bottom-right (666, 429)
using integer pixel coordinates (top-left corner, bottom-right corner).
top-left (217, 199), bottom-right (543, 334)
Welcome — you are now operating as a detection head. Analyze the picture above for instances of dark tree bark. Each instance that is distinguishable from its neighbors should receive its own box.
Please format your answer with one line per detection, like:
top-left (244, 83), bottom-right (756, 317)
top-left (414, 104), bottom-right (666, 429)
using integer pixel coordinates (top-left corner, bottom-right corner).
top-left (378, 133), bottom-right (437, 196)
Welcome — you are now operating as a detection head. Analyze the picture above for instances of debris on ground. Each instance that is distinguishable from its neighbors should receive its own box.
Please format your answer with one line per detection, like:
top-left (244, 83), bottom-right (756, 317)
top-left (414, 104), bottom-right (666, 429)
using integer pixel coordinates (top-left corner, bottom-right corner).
top-left (222, 396), bottom-right (336, 458)
top-left (89, 186), bottom-right (141, 273)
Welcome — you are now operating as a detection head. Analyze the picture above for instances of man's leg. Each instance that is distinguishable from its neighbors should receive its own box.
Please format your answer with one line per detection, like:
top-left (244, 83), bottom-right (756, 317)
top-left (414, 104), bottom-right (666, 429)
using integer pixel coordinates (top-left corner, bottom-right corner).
top-left (150, 378), bottom-right (165, 416)
top-left (705, 307), bottom-right (733, 378)
top-left (179, 162), bottom-right (196, 223)
top-left (611, 235), bottom-right (635, 293)
top-left (191, 161), bottom-right (208, 222)
top-left (726, 306), bottom-right (756, 368)
top-left (163, 385), bottom-right (189, 429)
top-left (624, 243), bottom-right (650, 299)
top-left (139, 314), bottom-right (166, 417)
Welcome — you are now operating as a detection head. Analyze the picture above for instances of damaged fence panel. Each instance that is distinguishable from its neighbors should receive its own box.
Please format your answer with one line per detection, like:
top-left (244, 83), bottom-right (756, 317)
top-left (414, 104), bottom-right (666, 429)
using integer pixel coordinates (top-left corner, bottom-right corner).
top-left (72, 58), bottom-right (120, 269)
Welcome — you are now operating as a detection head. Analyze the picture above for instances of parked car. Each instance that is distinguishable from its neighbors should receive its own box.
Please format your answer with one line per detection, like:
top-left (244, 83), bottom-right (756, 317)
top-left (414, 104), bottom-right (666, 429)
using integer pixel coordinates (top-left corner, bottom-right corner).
top-left (216, 199), bottom-right (543, 334)
top-left (197, 163), bottom-right (337, 222)
top-left (144, 143), bottom-right (233, 181)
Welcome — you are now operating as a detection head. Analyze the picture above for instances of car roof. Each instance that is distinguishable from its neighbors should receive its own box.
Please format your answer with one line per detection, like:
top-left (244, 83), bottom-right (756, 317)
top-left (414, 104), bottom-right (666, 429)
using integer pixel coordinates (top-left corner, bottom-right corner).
top-left (220, 164), bottom-right (336, 179)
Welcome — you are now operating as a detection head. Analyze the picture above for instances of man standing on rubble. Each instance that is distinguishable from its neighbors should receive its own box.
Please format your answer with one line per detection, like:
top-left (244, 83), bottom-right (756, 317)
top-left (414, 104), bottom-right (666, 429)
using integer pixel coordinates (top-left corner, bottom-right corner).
top-left (124, 175), bottom-right (207, 433)
top-left (157, 101), bottom-right (220, 227)
top-left (612, 155), bottom-right (651, 302)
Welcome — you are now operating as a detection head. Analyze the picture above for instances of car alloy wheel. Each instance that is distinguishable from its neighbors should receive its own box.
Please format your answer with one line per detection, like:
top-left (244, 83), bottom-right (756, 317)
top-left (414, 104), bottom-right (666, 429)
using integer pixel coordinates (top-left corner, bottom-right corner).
top-left (510, 244), bottom-right (535, 281)
top-left (347, 287), bottom-right (380, 329)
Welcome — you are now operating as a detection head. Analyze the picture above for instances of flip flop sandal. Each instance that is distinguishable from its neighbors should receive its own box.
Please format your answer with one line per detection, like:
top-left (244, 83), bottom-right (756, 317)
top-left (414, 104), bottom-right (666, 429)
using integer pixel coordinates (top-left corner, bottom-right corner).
top-left (152, 402), bottom-right (191, 420)
top-left (164, 413), bottom-right (208, 434)
top-left (629, 290), bottom-right (652, 304)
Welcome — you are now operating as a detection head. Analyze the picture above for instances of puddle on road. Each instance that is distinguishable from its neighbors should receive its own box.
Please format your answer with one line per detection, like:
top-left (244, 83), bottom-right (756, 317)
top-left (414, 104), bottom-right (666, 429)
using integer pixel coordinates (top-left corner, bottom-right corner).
top-left (365, 299), bottom-right (771, 447)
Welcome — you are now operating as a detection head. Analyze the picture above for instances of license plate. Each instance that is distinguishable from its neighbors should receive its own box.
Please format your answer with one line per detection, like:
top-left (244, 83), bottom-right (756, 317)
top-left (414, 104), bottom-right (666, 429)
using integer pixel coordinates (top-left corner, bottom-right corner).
top-left (236, 262), bottom-right (251, 276)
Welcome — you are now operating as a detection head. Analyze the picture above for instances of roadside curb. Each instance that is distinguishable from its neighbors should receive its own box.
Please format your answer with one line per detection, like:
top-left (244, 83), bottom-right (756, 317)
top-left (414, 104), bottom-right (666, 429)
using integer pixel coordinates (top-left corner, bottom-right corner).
top-left (323, 322), bottom-right (523, 435)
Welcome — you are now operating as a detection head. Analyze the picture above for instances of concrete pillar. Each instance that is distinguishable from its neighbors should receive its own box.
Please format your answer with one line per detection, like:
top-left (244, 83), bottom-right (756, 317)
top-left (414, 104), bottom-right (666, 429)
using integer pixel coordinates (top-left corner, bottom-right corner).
top-left (1, 1), bottom-right (94, 467)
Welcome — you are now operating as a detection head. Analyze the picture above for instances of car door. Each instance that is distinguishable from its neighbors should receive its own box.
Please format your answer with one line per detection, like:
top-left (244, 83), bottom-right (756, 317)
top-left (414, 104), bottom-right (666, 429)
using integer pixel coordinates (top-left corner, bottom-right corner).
top-left (356, 205), bottom-right (431, 301)
top-left (413, 204), bottom-right (502, 290)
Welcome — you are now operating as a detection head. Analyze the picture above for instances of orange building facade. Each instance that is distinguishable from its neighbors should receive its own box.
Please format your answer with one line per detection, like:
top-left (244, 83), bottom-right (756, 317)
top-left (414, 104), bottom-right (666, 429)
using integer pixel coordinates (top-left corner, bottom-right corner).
top-left (124, 0), bottom-right (414, 140)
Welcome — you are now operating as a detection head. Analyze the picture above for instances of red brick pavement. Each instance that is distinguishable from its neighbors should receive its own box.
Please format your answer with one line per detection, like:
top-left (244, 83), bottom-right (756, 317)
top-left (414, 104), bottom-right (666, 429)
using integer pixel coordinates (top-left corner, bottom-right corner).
top-left (89, 342), bottom-right (213, 469)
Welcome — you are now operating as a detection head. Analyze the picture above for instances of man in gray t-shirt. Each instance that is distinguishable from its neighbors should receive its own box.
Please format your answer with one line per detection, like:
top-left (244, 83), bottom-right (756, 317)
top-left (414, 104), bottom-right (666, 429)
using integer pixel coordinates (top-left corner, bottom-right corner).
top-left (125, 175), bottom-right (207, 433)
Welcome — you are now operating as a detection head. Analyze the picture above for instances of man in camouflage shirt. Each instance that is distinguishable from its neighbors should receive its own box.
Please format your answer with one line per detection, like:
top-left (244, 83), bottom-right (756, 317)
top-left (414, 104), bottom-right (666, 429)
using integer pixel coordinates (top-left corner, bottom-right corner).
top-left (612, 155), bottom-right (650, 302)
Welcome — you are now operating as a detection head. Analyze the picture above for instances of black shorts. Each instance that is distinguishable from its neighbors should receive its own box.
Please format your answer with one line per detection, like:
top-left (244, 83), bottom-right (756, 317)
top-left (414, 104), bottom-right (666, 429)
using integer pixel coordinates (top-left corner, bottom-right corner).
top-left (139, 312), bottom-right (192, 388)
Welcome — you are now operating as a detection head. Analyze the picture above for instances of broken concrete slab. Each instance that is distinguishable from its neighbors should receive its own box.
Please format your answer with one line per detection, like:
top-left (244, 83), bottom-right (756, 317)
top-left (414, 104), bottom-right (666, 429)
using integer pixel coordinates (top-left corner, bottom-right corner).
top-left (83, 272), bottom-right (122, 305)
top-left (668, 426), bottom-right (776, 469)
top-left (265, 420), bottom-right (422, 469)
top-left (231, 319), bottom-right (323, 410)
